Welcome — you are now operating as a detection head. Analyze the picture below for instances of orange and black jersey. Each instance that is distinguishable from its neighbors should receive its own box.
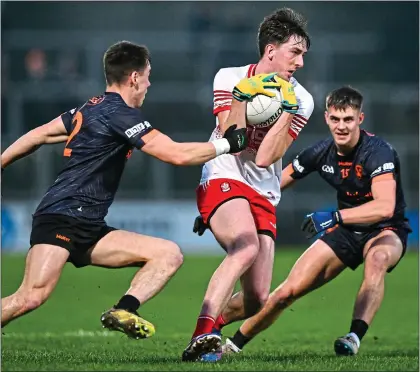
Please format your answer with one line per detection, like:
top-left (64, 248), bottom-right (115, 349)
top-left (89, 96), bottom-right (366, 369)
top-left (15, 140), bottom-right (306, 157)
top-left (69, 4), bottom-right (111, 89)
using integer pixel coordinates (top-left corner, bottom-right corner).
top-left (290, 130), bottom-right (410, 231)
top-left (35, 92), bottom-right (154, 222)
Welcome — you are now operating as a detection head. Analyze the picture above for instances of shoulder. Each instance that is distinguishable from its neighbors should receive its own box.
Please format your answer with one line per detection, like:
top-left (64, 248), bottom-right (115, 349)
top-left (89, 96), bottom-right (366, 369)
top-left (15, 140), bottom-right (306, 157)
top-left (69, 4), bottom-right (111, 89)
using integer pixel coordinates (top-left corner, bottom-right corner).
top-left (307, 137), bottom-right (334, 157)
top-left (361, 130), bottom-right (396, 155)
top-left (296, 137), bottom-right (333, 163)
top-left (103, 101), bottom-right (146, 130)
top-left (290, 77), bottom-right (314, 118)
top-left (213, 64), bottom-right (253, 87)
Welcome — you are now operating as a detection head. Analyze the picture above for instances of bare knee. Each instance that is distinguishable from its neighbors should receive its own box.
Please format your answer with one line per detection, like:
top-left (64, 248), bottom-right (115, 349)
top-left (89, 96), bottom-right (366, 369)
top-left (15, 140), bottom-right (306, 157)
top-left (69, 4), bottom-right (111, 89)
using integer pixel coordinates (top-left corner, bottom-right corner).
top-left (156, 241), bottom-right (184, 273)
top-left (270, 285), bottom-right (301, 310)
top-left (228, 242), bottom-right (259, 271)
top-left (244, 290), bottom-right (270, 316)
top-left (364, 250), bottom-right (390, 281)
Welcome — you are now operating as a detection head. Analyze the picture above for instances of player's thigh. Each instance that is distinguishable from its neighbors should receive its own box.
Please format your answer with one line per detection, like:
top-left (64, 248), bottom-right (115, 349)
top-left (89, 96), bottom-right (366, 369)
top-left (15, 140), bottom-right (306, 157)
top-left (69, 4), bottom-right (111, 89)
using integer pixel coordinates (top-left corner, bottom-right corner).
top-left (240, 234), bottom-right (275, 298)
top-left (363, 229), bottom-right (404, 272)
top-left (281, 239), bottom-right (346, 297)
top-left (20, 244), bottom-right (69, 294)
top-left (87, 229), bottom-right (182, 268)
top-left (209, 198), bottom-right (259, 253)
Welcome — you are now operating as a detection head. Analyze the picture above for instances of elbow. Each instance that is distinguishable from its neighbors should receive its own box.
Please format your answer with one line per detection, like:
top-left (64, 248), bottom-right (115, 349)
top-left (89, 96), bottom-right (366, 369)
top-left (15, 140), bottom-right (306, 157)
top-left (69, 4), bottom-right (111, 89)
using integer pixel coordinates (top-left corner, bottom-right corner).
top-left (255, 161), bottom-right (271, 168)
top-left (380, 202), bottom-right (395, 220)
top-left (256, 160), bottom-right (270, 168)
top-left (170, 152), bottom-right (190, 166)
top-left (256, 151), bottom-right (285, 168)
top-left (28, 128), bottom-right (46, 146)
top-left (255, 155), bottom-right (272, 168)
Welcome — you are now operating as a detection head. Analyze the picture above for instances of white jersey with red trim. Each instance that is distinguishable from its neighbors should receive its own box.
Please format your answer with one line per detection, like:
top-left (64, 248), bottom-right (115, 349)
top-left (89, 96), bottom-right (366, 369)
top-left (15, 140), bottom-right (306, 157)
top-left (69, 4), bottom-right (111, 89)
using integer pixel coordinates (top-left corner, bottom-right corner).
top-left (200, 64), bottom-right (314, 207)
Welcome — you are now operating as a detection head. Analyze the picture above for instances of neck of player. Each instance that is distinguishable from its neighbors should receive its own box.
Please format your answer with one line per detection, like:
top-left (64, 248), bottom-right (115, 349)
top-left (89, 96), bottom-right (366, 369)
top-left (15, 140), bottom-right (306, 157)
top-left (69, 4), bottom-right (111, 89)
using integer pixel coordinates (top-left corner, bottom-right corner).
top-left (106, 85), bottom-right (138, 108)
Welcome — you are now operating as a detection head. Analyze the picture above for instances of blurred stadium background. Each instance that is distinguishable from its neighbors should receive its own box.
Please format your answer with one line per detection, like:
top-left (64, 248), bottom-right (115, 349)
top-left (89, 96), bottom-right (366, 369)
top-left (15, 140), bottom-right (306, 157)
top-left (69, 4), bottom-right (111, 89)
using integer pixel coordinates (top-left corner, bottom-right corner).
top-left (1, 1), bottom-right (419, 252)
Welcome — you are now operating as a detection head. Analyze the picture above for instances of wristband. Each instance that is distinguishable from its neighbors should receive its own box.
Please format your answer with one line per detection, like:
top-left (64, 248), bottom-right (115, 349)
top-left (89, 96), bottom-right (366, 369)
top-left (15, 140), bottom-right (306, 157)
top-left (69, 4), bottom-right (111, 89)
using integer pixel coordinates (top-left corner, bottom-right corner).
top-left (334, 210), bottom-right (343, 224)
top-left (211, 138), bottom-right (231, 156)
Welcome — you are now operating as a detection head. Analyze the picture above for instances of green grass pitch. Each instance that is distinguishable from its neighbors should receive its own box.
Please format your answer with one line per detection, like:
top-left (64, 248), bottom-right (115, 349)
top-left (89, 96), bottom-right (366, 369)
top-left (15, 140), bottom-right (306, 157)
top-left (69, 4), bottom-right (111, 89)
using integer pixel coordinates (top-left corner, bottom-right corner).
top-left (1, 249), bottom-right (418, 371)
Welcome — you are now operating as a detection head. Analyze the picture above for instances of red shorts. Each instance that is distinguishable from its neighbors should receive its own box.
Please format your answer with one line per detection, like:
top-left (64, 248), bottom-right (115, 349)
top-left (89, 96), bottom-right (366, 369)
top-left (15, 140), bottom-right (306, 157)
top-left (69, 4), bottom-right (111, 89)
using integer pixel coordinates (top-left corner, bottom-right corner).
top-left (196, 178), bottom-right (277, 240)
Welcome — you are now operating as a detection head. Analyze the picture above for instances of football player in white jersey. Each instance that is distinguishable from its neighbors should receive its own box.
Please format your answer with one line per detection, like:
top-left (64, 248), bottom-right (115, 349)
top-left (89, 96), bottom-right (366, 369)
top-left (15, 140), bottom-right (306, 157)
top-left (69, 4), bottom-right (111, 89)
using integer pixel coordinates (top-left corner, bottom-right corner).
top-left (182, 8), bottom-right (314, 362)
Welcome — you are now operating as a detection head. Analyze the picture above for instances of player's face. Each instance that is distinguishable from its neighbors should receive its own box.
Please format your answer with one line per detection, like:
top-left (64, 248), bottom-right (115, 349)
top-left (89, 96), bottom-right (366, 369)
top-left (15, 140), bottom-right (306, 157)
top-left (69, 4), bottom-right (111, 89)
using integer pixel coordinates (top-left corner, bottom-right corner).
top-left (267, 35), bottom-right (307, 81)
top-left (130, 62), bottom-right (151, 108)
top-left (325, 106), bottom-right (365, 147)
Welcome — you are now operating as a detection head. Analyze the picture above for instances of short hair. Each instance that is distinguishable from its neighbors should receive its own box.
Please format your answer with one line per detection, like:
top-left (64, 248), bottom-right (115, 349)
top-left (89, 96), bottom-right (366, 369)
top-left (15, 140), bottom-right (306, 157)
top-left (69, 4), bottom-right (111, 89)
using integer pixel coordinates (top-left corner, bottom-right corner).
top-left (326, 86), bottom-right (364, 111)
top-left (103, 41), bottom-right (151, 85)
top-left (257, 7), bottom-right (311, 58)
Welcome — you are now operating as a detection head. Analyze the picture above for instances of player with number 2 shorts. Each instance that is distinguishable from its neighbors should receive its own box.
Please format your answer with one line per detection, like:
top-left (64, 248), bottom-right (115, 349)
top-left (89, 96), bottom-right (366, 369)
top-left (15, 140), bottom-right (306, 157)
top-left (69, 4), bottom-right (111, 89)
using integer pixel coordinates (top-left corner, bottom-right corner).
top-left (1, 41), bottom-right (248, 338)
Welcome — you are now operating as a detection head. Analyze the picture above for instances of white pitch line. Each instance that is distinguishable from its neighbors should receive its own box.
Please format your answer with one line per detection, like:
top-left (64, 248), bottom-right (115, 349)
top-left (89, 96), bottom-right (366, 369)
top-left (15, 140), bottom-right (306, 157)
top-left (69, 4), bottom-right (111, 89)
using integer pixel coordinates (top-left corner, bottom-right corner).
top-left (2, 329), bottom-right (120, 338)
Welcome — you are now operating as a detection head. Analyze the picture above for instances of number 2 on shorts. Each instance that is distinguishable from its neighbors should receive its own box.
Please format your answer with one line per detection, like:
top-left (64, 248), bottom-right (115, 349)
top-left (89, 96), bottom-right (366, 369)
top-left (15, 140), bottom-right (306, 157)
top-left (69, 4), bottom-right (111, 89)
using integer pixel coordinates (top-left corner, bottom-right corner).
top-left (64, 111), bottom-right (83, 157)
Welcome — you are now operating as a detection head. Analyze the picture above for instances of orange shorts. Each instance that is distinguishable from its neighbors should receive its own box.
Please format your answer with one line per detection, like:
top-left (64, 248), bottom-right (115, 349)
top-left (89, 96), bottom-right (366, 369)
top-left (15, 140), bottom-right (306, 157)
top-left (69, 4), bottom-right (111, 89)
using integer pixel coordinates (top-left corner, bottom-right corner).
top-left (196, 178), bottom-right (277, 240)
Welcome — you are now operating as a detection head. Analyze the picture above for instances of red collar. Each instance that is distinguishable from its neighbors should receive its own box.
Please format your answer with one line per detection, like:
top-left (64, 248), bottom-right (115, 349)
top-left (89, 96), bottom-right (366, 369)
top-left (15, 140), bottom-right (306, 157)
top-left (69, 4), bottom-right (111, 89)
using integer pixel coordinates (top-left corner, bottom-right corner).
top-left (246, 64), bottom-right (257, 77)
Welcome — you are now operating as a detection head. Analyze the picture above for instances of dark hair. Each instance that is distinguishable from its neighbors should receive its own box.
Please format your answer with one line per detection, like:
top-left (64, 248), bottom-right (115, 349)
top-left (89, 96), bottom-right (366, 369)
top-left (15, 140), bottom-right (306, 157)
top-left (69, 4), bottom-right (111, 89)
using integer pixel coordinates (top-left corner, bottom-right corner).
top-left (103, 41), bottom-right (151, 85)
top-left (257, 7), bottom-right (310, 57)
top-left (326, 86), bottom-right (364, 111)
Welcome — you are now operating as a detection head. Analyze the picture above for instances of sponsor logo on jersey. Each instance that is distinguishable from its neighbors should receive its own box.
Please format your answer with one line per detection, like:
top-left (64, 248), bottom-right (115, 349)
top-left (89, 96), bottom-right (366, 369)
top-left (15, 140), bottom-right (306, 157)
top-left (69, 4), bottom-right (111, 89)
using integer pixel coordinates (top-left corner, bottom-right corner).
top-left (383, 162), bottom-right (395, 171)
top-left (56, 234), bottom-right (70, 242)
top-left (355, 164), bottom-right (363, 179)
top-left (322, 165), bottom-right (334, 174)
top-left (125, 121), bottom-right (152, 138)
top-left (371, 162), bottom-right (394, 177)
top-left (88, 95), bottom-right (105, 105)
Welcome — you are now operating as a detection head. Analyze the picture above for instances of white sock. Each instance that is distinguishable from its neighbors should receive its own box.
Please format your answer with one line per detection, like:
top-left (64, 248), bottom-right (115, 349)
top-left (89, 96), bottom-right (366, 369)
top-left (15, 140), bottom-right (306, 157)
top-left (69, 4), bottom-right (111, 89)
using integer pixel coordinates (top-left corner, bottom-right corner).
top-left (347, 332), bottom-right (361, 348)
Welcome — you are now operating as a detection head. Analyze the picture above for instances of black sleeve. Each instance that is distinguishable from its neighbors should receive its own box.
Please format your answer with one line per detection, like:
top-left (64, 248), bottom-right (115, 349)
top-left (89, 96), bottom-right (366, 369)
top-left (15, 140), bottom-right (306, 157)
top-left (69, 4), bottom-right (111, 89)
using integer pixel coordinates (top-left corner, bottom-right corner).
top-left (60, 108), bottom-right (78, 134)
top-left (365, 144), bottom-right (397, 180)
top-left (289, 145), bottom-right (319, 179)
top-left (110, 107), bottom-right (155, 149)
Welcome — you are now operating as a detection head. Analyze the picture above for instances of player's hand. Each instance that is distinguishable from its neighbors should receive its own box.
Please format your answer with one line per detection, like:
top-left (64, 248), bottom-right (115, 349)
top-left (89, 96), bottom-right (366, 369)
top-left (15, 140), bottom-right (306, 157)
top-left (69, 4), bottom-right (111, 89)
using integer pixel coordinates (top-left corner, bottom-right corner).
top-left (232, 73), bottom-right (281, 102)
top-left (193, 215), bottom-right (208, 236)
top-left (300, 211), bottom-right (343, 239)
top-left (223, 125), bottom-right (248, 153)
top-left (275, 77), bottom-right (299, 114)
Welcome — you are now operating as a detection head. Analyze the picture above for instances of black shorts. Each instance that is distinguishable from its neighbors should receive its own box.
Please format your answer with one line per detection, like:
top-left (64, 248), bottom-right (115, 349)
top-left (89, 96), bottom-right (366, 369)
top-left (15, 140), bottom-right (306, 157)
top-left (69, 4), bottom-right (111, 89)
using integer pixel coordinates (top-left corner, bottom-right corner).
top-left (320, 225), bottom-right (410, 272)
top-left (30, 214), bottom-right (116, 268)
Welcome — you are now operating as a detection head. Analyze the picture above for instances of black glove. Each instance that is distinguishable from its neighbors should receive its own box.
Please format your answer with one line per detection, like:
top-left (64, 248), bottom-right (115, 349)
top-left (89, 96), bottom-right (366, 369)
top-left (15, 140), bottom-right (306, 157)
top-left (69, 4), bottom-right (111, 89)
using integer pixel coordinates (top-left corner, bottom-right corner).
top-left (193, 215), bottom-right (208, 236)
top-left (223, 125), bottom-right (248, 154)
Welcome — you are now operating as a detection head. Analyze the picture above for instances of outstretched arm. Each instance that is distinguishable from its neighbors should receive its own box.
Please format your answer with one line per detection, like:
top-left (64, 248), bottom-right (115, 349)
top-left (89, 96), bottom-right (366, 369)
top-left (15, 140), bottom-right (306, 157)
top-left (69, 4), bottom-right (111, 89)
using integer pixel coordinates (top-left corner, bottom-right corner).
top-left (141, 124), bottom-right (247, 166)
top-left (1, 116), bottom-right (68, 169)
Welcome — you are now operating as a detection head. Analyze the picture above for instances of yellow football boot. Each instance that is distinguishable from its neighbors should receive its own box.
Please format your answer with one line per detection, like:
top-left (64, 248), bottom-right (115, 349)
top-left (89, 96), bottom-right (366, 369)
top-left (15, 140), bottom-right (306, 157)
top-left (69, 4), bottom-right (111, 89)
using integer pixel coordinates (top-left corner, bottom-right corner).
top-left (100, 308), bottom-right (155, 339)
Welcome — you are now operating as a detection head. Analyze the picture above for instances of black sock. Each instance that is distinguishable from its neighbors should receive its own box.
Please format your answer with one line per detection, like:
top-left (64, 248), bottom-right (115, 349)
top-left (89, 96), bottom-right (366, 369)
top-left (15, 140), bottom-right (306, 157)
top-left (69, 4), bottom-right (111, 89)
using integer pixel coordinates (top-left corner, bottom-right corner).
top-left (115, 295), bottom-right (140, 312)
top-left (230, 330), bottom-right (252, 350)
top-left (350, 319), bottom-right (369, 341)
